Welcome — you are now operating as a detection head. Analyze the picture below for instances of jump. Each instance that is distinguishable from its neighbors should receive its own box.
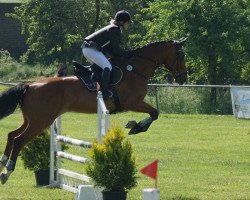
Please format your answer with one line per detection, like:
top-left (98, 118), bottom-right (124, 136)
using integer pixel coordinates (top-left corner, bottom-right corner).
top-left (0, 39), bottom-right (187, 184)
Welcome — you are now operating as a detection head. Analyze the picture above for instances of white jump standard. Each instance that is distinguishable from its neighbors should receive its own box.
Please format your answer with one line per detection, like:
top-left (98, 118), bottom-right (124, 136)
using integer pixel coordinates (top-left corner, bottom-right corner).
top-left (49, 92), bottom-right (110, 200)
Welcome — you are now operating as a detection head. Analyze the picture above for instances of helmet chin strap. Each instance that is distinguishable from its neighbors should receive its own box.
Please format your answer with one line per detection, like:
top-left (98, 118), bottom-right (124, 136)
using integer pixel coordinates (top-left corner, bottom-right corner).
top-left (114, 21), bottom-right (125, 32)
top-left (115, 21), bottom-right (124, 27)
top-left (121, 25), bottom-right (125, 32)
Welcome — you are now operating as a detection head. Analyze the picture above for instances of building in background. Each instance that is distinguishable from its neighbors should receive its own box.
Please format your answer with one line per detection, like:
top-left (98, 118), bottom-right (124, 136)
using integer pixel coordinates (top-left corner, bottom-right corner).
top-left (0, 3), bottom-right (28, 59)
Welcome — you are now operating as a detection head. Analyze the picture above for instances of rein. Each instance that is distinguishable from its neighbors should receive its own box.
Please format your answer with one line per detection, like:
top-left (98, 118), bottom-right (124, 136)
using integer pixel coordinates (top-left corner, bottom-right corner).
top-left (127, 54), bottom-right (158, 80)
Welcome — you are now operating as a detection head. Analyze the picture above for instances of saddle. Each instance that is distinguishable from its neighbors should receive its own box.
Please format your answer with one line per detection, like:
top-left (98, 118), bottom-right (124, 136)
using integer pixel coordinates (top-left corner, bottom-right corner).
top-left (73, 61), bottom-right (123, 92)
top-left (73, 61), bottom-right (123, 113)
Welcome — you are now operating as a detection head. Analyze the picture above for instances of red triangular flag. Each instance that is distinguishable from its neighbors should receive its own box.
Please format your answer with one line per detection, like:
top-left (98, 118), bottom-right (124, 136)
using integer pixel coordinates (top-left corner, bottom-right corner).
top-left (140, 160), bottom-right (158, 180)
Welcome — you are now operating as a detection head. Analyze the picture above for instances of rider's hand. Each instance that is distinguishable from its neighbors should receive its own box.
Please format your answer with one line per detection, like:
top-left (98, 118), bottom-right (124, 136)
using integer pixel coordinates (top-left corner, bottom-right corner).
top-left (128, 50), bottom-right (136, 58)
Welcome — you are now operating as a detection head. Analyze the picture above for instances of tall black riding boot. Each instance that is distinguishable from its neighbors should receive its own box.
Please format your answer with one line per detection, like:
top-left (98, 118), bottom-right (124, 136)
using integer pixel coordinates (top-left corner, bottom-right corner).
top-left (101, 68), bottom-right (111, 100)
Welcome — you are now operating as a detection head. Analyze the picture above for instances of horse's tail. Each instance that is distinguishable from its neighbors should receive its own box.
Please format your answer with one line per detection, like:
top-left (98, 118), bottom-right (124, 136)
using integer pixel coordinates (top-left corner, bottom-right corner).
top-left (0, 84), bottom-right (29, 120)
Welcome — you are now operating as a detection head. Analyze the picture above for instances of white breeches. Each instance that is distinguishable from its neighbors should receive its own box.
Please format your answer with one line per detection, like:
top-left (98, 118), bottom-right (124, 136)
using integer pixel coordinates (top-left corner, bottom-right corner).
top-left (82, 47), bottom-right (112, 70)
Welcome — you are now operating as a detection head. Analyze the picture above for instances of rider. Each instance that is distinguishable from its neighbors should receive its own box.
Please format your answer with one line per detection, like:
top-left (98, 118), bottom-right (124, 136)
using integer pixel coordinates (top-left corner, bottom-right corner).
top-left (82, 10), bottom-right (133, 100)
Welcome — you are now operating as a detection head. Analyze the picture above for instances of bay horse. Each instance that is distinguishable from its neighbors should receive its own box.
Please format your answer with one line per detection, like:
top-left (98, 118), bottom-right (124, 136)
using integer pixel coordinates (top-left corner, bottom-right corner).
top-left (0, 39), bottom-right (187, 184)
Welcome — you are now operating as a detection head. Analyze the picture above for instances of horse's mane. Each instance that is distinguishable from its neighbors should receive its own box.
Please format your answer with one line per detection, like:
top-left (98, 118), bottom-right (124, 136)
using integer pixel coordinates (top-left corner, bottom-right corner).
top-left (134, 40), bottom-right (174, 52)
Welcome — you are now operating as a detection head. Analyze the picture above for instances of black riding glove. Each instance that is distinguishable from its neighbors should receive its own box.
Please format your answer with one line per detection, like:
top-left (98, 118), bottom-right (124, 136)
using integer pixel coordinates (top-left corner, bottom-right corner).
top-left (128, 50), bottom-right (136, 58)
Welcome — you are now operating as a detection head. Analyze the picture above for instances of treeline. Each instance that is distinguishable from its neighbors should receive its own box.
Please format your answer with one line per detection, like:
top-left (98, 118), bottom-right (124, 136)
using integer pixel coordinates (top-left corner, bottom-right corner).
top-left (9, 0), bottom-right (250, 85)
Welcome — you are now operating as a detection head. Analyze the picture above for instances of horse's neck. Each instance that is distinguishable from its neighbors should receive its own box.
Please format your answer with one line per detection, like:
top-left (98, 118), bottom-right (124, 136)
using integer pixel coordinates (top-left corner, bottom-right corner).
top-left (135, 44), bottom-right (166, 77)
top-left (137, 42), bottom-right (167, 64)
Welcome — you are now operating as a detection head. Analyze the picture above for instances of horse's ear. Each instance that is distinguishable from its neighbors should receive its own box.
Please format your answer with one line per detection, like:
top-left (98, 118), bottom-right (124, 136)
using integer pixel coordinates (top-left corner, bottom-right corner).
top-left (179, 37), bottom-right (188, 44)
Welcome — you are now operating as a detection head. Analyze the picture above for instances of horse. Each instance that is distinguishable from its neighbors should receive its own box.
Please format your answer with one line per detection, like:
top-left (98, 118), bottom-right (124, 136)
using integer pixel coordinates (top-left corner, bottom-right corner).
top-left (0, 39), bottom-right (187, 184)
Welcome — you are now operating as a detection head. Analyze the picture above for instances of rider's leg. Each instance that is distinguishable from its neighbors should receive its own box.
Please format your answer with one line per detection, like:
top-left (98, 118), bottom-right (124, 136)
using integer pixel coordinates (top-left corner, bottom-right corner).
top-left (100, 68), bottom-right (111, 100)
top-left (82, 47), bottom-right (112, 70)
top-left (82, 47), bottom-right (112, 99)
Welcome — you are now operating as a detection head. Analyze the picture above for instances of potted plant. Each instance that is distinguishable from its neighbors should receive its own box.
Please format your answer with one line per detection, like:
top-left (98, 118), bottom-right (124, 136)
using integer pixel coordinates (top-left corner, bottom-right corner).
top-left (86, 126), bottom-right (138, 200)
top-left (20, 128), bottom-right (67, 186)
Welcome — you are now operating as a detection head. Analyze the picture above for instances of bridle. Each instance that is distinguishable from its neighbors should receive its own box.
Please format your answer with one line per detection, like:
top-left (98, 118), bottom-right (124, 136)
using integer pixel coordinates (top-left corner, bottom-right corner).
top-left (127, 41), bottom-right (187, 80)
top-left (170, 42), bottom-right (187, 80)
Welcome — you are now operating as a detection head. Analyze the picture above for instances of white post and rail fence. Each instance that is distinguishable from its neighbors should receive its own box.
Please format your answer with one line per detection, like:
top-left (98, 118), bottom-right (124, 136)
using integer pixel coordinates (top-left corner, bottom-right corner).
top-left (49, 92), bottom-right (110, 200)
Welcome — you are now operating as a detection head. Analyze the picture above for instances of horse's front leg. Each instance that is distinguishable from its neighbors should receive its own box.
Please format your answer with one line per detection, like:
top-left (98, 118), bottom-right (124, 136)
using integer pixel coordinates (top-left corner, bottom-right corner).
top-left (126, 101), bottom-right (158, 135)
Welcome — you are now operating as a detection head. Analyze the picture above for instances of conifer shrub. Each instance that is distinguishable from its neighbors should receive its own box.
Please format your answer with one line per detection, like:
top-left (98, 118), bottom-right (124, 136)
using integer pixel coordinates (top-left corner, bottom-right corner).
top-left (86, 126), bottom-right (137, 192)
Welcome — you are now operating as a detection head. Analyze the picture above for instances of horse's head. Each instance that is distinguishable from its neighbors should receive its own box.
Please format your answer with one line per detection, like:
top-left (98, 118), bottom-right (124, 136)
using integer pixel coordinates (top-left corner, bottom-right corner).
top-left (163, 39), bottom-right (188, 85)
top-left (117, 39), bottom-right (187, 84)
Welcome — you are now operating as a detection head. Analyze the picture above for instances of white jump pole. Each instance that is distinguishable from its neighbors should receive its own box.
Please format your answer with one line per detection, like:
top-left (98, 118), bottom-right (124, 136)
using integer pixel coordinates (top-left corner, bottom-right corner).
top-left (97, 91), bottom-right (110, 142)
top-left (50, 115), bottom-right (62, 184)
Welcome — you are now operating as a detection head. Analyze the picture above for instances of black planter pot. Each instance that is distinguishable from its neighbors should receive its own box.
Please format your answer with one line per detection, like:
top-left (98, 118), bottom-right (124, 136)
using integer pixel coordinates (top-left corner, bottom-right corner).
top-left (34, 169), bottom-right (57, 186)
top-left (102, 190), bottom-right (127, 200)
top-left (34, 169), bottom-right (50, 186)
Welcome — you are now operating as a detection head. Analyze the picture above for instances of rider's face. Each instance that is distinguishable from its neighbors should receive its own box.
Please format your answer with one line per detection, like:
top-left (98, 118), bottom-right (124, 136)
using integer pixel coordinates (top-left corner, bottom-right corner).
top-left (123, 21), bottom-right (130, 31)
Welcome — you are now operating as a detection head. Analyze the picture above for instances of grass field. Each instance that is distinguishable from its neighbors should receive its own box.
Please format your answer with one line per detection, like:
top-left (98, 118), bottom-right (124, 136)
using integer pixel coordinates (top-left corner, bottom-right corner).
top-left (0, 85), bottom-right (249, 200)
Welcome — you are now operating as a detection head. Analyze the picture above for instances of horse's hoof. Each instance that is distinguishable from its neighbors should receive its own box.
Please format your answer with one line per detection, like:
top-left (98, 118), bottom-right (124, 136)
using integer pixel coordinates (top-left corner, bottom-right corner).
top-left (128, 122), bottom-right (151, 135)
top-left (128, 124), bottom-right (141, 135)
top-left (128, 129), bottom-right (138, 135)
top-left (0, 173), bottom-right (8, 184)
top-left (125, 120), bottom-right (137, 129)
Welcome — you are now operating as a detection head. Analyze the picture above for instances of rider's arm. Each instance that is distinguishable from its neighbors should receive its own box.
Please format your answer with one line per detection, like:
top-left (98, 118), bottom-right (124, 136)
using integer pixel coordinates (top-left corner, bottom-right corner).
top-left (108, 28), bottom-right (129, 57)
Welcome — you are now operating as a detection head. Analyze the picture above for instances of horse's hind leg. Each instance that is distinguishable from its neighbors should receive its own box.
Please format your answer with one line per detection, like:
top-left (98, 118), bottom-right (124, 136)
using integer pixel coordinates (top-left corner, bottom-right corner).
top-left (0, 119), bottom-right (28, 174)
top-left (0, 120), bottom-right (46, 184)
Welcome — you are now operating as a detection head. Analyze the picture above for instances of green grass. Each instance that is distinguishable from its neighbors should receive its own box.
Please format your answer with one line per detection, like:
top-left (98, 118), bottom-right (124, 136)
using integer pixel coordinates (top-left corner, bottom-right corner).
top-left (0, 85), bottom-right (249, 200)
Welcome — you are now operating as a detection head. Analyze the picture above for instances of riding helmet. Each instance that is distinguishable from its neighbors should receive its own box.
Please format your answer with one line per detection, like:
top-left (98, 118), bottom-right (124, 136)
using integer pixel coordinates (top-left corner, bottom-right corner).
top-left (115, 10), bottom-right (131, 23)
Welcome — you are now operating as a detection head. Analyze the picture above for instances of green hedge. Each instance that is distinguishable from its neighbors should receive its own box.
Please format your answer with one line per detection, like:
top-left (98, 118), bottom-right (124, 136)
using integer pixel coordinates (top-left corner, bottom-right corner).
top-left (146, 86), bottom-right (232, 115)
top-left (0, 50), bottom-right (57, 81)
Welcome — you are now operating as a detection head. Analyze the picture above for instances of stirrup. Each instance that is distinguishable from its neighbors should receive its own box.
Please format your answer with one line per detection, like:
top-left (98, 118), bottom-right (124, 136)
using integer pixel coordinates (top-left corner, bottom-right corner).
top-left (102, 90), bottom-right (113, 100)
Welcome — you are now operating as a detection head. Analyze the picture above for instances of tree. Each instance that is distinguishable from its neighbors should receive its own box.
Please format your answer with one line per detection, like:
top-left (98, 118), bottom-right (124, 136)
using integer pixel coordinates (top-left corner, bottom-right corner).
top-left (11, 0), bottom-right (100, 64)
top-left (10, 0), bottom-right (146, 64)
top-left (140, 0), bottom-right (249, 85)
top-left (138, 0), bottom-right (249, 112)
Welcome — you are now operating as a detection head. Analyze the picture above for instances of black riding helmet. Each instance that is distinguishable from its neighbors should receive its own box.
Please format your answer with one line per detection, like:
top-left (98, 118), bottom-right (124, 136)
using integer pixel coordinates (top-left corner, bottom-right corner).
top-left (115, 10), bottom-right (132, 25)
